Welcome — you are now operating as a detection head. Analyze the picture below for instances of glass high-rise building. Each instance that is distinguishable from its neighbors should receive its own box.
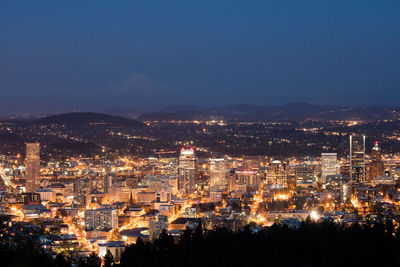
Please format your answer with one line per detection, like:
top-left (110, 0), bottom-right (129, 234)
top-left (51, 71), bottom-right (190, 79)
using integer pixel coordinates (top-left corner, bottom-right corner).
top-left (25, 143), bottom-right (40, 192)
top-left (321, 153), bottom-right (338, 184)
top-left (295, 164), bottom-right (315, 186)
top-left (74, 178), bottom-right (90, 205)
top-left (349, 134), bottom-right (366, 183)
top-left (209, 158), bottom-right (228, 190)
top-left (178, 148), bottom-right (197, 196)
top-left (266, 160), bottom-right (288, 187)
top-left (369, 142), bottom-right (384, 181)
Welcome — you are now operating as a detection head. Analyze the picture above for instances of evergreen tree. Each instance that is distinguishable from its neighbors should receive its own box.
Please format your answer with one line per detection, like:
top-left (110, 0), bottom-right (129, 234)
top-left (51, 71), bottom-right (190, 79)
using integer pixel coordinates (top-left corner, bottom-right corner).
top-left (119, 221), bottom-right (400, 267)
top-left (78, 252), bottom-right (101, 267)
top-left (55, 252), bottom-right (71, 267)
top-left (104, 250), bottom-right (114, 267)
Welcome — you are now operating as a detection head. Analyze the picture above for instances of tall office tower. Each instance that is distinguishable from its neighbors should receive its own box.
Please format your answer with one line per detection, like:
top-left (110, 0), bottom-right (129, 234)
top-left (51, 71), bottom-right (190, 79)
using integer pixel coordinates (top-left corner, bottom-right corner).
top-left (295, 165), bottom-right (315, 186)
top-left (369, 142), bottom-right (384, 181)
top-left (178, 148), bottom-right (197, 196)
top-left (25, 143), bottom-right (40, 192)
top-left (321, 153), bottom-right (338, 184)
top-left (149, 215), bottom-right (168, 240)
top-left (287, 175), bottom-right (297, 190)
top-left (236, 170), bottom-right (259, 186)
top-left (228, 170), bottom-right (237, 191)
top-left (103, 175), bottom-right (113, 194)
top-left (84, 207), bottom-right (118, 231)
top-left (349, 134), bottom-right (366, 183)
top-left (209, 158), bottom-right (228, 190)
top-left (266, 160), bottom-right (288, 187)
top-left (74, 178), bottom-right (90, 206)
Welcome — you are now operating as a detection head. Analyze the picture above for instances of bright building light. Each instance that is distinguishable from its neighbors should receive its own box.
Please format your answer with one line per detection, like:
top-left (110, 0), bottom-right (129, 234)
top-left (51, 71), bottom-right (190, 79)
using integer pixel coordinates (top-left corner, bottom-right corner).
top-left (310, 210), bottom-right (319, 221)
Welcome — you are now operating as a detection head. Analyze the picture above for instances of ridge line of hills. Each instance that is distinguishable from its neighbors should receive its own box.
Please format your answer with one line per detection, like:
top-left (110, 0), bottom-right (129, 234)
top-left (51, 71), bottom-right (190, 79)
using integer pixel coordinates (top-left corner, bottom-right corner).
top-left (4, 103), bottom-right (400, 123)
top-left (135, 103), bottom-right (400, 121)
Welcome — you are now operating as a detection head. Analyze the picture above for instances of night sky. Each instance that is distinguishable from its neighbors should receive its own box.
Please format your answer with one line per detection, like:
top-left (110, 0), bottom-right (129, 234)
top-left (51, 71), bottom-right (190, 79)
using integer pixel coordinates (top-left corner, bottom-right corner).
top-left (1, 1), bottom-right (400, 115)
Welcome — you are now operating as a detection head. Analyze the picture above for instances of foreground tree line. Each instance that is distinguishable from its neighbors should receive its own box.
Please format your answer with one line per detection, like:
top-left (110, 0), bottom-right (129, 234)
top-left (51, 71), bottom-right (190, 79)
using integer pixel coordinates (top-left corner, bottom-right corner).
top-left (120, 221), bottom-right (400, 267)
top-left (1, 220), bottom-right (400, 266)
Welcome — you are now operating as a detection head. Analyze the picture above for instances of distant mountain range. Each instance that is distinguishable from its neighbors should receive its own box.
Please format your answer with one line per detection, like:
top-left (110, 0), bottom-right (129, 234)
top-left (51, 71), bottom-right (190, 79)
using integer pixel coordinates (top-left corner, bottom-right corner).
top-left (131, 103), bottom-right (400, 121)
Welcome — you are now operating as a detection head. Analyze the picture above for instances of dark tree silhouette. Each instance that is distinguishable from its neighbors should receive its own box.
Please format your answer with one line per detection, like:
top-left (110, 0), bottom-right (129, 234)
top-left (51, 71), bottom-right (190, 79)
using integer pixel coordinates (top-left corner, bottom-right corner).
top-left (119, 221), bottom-right (400, 267)
top-left (104, 250), bottom-right (114, 267)
top-left (55, 252), bottom-right (71, 267)
top-left (78, 252), bottom-right (101, 267)
top-left (2, 220), bottom-right (400, 267)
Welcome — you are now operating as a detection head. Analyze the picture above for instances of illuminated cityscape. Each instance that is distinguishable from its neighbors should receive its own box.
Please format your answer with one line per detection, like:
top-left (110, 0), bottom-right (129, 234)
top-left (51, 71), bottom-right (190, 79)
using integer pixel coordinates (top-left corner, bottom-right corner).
top-left (1, 115), bottom-right (400, 265)
top-left (2, 1), bottom-right (400, 266)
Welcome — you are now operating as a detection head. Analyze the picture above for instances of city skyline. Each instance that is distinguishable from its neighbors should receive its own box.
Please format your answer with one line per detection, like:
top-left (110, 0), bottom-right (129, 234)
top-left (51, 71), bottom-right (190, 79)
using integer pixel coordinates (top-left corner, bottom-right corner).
top-left (1, 1), bottom-right (400, 266)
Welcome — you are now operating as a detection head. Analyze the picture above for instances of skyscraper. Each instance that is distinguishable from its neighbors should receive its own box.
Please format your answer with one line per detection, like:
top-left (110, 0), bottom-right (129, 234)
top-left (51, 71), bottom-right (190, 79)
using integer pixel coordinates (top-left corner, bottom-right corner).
top-left (266, 160), bottom-right (288, 187)
top-left (209, 158), bottom-right (228, 190)
top-left (228, 169), bottom-right (237, 191)
top-left (349, 134), bottom-right (366, 183)
top-left (236, 170), bottom-right (259, 187)
top-left (104, 175), bottom-right (113, 194)
top-left (178, 148), bottom-right (197, 196)
top-left (369, 142), bottom-right (384, 181)
top-left (25, 143), bottom-right (40, 192)
top-left (295, 164), bottom-right (315, 186)
top-left (321, 153), bottom-right (338, 184)
top-left (74, 178), bottom-right (90, 206)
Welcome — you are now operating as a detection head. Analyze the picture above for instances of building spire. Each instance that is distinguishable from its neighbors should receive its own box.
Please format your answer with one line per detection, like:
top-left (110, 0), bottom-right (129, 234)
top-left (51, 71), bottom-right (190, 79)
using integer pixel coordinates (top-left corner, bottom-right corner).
top-left (372, 141), bottom-right (381, 151)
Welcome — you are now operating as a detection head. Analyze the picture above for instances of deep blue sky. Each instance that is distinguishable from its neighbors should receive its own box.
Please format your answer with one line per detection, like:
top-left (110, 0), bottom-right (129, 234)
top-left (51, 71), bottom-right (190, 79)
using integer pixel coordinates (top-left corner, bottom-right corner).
top-left (1, 1), bottom-right (400, 115)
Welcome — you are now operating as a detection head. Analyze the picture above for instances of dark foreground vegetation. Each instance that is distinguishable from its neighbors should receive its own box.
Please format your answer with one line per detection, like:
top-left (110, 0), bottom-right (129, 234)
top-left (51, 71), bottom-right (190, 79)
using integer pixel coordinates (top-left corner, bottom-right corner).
top-left (120, 221), bottom-right (400, 267)
top-left (1, 221), bottom-right (400, 266)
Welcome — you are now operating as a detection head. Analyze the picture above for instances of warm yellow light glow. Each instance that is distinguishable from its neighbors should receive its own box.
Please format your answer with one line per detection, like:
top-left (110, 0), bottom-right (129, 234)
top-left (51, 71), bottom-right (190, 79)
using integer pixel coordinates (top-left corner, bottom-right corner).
top-left (310, 210), bottom-right (319, 220)
top-left (274, 194), bottom-right (289, 201)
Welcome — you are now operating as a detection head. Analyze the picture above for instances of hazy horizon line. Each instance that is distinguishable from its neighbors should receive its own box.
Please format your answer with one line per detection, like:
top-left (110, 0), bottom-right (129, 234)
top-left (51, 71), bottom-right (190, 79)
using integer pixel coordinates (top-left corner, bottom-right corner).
top-left (2, 101), bottom-right (400, 120)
